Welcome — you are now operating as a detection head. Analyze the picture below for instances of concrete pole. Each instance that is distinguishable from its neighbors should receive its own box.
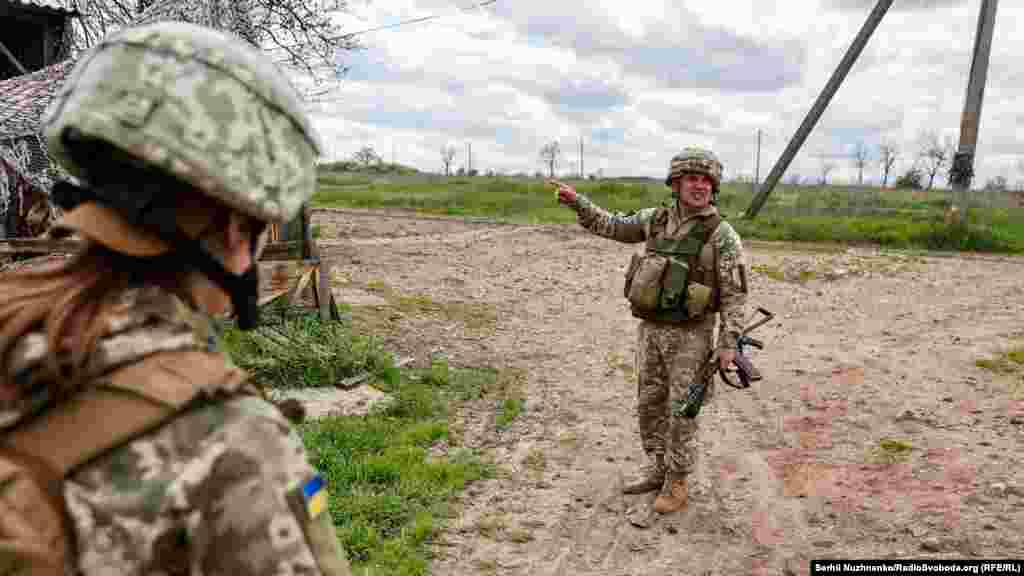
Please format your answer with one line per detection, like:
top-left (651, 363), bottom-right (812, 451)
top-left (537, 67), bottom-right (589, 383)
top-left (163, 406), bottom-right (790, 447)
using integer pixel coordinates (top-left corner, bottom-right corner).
top-left (753, 129), bottom-right (762, 196)
top-left (745, 0), bottom-right (893, 219)
top-left (950, 0), bottom-right (1000, 207)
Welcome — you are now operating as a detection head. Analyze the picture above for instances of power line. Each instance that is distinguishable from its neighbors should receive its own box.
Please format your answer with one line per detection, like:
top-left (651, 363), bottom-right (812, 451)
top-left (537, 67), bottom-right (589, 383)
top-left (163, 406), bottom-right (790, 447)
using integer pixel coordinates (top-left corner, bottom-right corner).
top-left (265, 0), bottom-right (498, 55)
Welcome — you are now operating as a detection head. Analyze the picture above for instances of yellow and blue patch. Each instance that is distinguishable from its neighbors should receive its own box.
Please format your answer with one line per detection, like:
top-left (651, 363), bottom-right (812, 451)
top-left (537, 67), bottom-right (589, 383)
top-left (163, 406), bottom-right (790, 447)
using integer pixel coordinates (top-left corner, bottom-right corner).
top-left (301, 474), bottom-right (328, 519)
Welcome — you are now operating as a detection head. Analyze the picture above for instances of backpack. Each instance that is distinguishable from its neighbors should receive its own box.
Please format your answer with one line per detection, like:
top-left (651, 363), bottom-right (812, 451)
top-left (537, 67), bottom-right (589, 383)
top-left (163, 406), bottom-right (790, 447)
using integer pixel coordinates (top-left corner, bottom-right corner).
top-left (0, 350), bottom-right (249, 575)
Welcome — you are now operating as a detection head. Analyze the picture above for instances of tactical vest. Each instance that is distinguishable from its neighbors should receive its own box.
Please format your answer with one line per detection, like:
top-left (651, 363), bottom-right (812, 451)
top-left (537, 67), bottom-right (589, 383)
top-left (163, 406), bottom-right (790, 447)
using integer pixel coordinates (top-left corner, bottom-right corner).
top-left (0, 350), bottom-right (251, 575)
top-left (623, 208), bottom-right (722, 324)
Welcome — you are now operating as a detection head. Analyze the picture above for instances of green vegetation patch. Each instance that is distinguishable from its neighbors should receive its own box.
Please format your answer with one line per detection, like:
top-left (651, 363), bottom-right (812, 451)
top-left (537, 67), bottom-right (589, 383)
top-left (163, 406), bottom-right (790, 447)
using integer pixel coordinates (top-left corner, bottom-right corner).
top-left (314, 176), bottom-right (1024, 254)
top-left (870, 438), bottom-right (915, 465)
top-left (297, 359), bottom-right (522, 575)
top-left (354, 279), bottom-right (498, 338)
top-left (218, 304), bottom-right (393, 389)
top-left (976, 343), bottom-right (1024, 399)
top-left (221, 308), bottom-right (528, 575)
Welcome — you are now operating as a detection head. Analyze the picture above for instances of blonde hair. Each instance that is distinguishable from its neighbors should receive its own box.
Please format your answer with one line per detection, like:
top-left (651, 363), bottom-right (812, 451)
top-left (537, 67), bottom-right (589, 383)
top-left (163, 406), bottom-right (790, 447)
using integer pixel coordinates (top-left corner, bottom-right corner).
top-left (0, 190), bottom-right (239, 396)
top-left (0, 244), bottom-right (193, 395)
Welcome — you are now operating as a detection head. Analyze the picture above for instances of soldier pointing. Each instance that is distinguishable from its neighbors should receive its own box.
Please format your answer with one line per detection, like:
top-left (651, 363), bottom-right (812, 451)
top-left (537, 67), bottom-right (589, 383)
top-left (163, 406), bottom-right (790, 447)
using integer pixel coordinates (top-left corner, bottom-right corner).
top-left (552, 148), bottom-right (750, 515)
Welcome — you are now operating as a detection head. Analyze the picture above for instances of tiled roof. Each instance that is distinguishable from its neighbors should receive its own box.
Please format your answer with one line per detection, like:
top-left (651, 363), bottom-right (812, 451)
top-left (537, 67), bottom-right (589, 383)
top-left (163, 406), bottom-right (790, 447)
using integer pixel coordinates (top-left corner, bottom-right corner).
top-left (0, 59), bottom-right (74, 139)
top-left (7, 0), bottom-right (78, 16)
top-left (0, 0), bottom-right (255, 208)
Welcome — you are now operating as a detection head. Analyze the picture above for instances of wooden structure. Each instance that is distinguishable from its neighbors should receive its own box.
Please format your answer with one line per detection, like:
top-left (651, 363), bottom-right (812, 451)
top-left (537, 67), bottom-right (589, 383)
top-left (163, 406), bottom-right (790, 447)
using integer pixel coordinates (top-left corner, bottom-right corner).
top-left (0, 0), bottom-right (77, 81)
top-left (258, 203), bottom-right (341, 323)
top-left (0, 203), bottom-right (342, 323)
top-left (0, 2), bottom-right (78, 240)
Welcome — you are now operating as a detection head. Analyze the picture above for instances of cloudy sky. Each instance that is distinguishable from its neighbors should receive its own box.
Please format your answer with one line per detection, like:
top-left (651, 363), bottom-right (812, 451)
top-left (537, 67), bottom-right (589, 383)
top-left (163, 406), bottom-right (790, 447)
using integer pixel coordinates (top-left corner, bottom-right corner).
top-left (298, 0), bottom-right (1022, 187)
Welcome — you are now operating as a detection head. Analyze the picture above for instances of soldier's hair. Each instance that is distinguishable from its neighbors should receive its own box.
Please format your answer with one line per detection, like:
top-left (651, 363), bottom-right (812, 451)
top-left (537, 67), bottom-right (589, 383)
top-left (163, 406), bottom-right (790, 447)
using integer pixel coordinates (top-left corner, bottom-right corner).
top-left (0, 189), bottom-right (237, 395)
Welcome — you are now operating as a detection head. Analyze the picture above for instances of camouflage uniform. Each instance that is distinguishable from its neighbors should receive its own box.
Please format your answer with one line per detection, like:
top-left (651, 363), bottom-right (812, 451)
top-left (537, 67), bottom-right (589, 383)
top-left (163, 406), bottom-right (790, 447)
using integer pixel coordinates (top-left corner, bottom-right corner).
top-left (0, 22), bottom-right (351, 574)
top-left (3, 287), bottom-right (350, 575)
top-left (568, 149), bottom-right (748, 496)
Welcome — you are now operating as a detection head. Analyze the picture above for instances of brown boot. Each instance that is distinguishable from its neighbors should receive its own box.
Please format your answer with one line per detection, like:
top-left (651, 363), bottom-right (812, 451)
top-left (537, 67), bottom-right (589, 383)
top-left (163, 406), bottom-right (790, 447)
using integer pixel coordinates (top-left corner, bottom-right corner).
top-left (622, 455), bottom-right (665, 495)
top-left (653, 472), bottom-right (688, 514)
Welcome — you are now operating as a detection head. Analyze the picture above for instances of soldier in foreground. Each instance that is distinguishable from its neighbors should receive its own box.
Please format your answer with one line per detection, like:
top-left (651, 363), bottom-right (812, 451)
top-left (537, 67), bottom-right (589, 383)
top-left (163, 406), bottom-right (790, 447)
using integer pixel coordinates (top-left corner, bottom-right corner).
top-left (0, 22), bottom-right (351, 574)
top-left (552, 148), bottom-right (749, 514)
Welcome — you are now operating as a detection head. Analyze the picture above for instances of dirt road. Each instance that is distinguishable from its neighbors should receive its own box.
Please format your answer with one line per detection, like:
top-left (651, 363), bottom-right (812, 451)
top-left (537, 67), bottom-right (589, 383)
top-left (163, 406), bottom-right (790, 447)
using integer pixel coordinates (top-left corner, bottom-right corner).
top-left (314, 208), bottom-right (1024, 576)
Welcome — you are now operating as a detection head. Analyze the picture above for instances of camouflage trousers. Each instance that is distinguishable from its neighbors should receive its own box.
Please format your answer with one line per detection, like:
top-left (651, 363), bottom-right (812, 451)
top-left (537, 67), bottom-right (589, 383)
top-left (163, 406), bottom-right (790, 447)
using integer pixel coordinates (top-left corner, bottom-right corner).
top-left (635, 317), bottom-right (715, 475)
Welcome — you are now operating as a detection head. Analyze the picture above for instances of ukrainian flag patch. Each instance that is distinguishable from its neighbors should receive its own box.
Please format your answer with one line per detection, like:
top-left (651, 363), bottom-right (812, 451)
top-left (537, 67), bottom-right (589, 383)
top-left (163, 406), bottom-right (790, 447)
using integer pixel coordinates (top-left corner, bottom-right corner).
top-left (301, 474), bottom-right (327, 519)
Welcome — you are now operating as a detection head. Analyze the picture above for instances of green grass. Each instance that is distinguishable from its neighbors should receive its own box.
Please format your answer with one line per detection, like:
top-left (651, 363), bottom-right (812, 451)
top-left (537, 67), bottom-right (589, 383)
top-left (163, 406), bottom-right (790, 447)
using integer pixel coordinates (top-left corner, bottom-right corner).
top-left (218, 302), bottom-right (396, 389)
top-left (219, 310), bottom-right (529, 574)
top-left (312, 176), bottom-right (1024, 253)
top-left (297, 359), bottom-right (516, 574)
top-left (976, 343), bottom-right (1024, 400)
top-left (870, 438), bottom-right (915, 465)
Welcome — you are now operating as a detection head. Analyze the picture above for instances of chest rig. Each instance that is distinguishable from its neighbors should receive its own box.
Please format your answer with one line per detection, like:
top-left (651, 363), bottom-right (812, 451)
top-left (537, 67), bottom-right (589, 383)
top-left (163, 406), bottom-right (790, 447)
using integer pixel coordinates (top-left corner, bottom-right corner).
top-left (623, 208), bottom-right (722, 323)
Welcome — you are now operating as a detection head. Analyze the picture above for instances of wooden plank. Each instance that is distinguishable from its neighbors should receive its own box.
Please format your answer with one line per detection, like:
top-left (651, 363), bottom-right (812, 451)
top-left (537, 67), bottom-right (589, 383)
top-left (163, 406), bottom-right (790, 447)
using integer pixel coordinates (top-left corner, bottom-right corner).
top-left (317, 260), bottom-right (332, 322)
top-left (290, 266), bottom-right (314, 306)
top-left (0, 238), bottom-right (83, 255)
top-left (0, 238), bottom-right (303, 261)
top-left (258, 287), bottom-right (292, 307)
top-left (260, 241), bottom-right (301, 261)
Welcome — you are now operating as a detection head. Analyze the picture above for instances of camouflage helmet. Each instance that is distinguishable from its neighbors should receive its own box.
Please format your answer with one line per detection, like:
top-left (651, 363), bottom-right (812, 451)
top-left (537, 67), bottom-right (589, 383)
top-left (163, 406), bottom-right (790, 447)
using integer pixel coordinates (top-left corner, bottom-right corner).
top-left (42, 21), bottom-right (322, 225)
top-left (664, 147), bottom-right (723, 194)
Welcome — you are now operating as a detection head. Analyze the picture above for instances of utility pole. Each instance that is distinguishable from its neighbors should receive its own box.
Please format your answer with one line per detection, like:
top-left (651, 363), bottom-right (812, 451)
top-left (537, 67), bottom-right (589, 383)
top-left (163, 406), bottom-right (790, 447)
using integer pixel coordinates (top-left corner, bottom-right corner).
top-left (745, 0), bottom-right (893, 218)
top-left (754, 129), bottom-right (763, 195)
top-left (950, 0), bottom-right (1000, 217)
top-left (579, 137), bottom-right (584, 179)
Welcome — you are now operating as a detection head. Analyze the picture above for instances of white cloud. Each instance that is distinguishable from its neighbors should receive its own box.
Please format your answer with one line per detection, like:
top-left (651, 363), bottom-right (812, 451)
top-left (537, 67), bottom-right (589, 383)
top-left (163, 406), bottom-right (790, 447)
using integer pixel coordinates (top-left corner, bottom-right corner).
top-left (304, 0), bottom-right (1022, 188)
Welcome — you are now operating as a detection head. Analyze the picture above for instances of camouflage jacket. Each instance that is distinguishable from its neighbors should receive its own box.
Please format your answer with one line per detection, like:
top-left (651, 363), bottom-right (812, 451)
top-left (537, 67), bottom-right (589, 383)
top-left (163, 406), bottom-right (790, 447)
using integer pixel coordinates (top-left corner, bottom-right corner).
top-left (1, 287), bottom-right (350, 575)
top-left (571, 194), bottom-right (749, 349)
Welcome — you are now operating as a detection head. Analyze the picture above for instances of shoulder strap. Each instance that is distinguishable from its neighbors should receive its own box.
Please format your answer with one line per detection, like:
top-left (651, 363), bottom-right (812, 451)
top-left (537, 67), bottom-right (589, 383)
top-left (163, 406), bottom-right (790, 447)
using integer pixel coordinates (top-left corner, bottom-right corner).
top-left (704, 215), bottom-right (723, 312)
top-left (4, 350), bottom-right (249, 477)
top-left (644, 207), bottom-right (670, 248)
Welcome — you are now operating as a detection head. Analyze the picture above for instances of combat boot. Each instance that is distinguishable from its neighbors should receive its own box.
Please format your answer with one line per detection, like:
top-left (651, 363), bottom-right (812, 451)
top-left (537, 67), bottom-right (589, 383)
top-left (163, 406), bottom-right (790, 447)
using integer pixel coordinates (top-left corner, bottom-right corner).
top-left (622, 455), bottom-right (665, 495)
top-left (652, 472), bottom-right (688, 514)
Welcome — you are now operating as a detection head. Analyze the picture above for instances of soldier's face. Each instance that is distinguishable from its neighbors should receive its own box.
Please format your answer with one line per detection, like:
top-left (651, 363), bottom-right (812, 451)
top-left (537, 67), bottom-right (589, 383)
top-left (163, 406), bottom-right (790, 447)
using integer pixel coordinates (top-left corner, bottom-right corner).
top-left (674, 173), bottom-right (713, 209)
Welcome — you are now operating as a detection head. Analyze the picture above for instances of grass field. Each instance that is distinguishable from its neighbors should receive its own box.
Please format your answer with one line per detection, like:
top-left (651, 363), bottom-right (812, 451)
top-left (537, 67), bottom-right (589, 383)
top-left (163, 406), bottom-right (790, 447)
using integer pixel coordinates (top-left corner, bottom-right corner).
top-left (313, 172), bottom-right (1024, 253)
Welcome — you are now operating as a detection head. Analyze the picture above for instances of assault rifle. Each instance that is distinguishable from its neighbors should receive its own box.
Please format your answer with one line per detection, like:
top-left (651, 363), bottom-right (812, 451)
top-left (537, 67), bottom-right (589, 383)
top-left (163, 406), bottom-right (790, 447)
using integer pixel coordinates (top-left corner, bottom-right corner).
top-left (674, 307), bottom-right (774, 419)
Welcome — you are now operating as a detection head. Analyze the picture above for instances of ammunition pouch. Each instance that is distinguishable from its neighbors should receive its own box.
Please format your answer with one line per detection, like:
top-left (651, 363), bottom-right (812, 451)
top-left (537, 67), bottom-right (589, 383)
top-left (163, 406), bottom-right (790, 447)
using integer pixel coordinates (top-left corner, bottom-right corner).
top-left (624, 253), bottom-right (668, 314)
top-left (623, 216), bottom-right (720, 323)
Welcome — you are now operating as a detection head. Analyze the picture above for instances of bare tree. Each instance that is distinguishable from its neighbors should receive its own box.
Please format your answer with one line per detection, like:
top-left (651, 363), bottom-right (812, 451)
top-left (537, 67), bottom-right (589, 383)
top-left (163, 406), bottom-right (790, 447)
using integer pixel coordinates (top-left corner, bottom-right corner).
top-left (352, 146), bottom-right (379, 167)
top-left (57, 0), bottom-right (358, 81)
top-left (540, 141), bottom-right (560, 179)
top-left (1013, 158), bottom-right (1024, 193)
top-left (851, 142), bottom-right (870, 186)
top-left (440, 146), bottom-right (456, 176)
top-left (918, 131), bottom-right (954, 190)
top-left (878, 143), bottom-right (899, 188)
top-left (984, 175), bottom-right (1008, 192)
top-left (818, 158), bottom-right (836, 185)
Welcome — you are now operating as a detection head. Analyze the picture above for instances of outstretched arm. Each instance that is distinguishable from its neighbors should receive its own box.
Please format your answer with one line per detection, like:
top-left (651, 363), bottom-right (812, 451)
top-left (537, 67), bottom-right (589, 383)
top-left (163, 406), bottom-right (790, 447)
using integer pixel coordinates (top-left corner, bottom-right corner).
top-left (551, 179), bottom-right (654, 243)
